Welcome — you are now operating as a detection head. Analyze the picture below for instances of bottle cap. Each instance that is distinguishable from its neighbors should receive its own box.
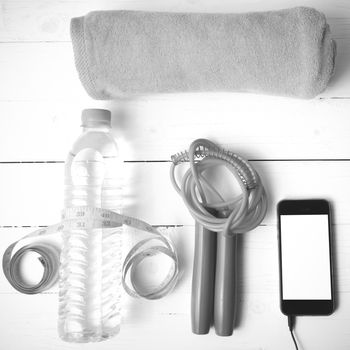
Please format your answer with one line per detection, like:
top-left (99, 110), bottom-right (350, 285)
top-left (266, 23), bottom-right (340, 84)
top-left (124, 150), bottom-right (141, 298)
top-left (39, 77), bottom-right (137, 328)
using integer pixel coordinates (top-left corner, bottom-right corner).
top-left (81, 109), bottom-right (111, 128)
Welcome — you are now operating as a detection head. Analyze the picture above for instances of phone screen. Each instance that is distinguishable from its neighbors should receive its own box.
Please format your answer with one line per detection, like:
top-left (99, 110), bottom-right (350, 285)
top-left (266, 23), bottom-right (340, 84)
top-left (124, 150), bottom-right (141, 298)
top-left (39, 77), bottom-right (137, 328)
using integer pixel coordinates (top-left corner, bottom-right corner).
top-left (280, 214), bottom-right (332, 300)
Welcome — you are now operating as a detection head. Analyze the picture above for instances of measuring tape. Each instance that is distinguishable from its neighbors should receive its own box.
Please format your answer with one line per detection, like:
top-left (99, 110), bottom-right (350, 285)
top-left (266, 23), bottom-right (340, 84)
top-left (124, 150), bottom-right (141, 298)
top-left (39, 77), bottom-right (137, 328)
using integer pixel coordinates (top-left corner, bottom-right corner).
top-left (2, 206), bottom-right (179, 300)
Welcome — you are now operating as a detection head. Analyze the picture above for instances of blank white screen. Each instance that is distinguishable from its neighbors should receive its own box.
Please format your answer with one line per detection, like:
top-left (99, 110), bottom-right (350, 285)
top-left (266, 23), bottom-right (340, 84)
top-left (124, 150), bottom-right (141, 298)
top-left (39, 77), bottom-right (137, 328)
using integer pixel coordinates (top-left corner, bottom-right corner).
top-left (280, 214), bottom-right (331, 300)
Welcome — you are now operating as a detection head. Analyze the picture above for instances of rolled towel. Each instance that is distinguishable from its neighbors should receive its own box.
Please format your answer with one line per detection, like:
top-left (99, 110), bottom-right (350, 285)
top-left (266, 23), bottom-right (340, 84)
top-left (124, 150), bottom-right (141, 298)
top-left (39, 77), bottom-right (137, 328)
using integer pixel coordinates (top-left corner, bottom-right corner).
top-left (70, 7), bottom-right (336, 99)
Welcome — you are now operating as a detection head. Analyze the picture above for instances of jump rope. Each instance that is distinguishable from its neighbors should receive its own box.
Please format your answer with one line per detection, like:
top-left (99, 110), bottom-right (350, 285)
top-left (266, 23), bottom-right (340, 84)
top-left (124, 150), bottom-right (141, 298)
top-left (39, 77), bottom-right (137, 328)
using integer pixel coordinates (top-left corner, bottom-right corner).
top-left (170, 138), bottom-right (267, 335)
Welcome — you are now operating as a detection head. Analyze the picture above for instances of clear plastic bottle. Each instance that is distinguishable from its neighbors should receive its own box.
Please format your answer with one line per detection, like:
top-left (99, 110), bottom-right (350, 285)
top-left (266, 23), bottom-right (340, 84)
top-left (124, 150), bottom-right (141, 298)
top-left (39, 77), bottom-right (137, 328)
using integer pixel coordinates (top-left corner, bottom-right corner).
top-left (58, 109), bottom-right (123, 342)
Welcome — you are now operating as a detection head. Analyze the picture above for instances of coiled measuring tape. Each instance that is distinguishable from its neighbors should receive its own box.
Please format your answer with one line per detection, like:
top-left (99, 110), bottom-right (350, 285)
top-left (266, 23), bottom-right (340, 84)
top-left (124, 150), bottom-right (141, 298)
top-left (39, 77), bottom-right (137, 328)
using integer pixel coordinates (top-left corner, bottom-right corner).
top-left (2, 206), bottom-right (178, 300)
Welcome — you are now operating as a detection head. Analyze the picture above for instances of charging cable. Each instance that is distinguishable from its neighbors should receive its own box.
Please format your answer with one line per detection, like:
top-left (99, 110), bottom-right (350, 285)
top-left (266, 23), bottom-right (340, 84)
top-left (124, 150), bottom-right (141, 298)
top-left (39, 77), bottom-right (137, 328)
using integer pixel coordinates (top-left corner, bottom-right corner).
top-left (288, 315), bottom-right (299, 350)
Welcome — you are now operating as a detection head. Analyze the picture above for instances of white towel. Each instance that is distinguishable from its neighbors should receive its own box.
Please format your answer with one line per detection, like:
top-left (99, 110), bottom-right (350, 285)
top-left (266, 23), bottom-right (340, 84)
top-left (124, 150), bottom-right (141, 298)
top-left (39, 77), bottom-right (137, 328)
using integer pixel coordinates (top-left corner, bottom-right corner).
top-left (70, 7), bottom-right (336, 99)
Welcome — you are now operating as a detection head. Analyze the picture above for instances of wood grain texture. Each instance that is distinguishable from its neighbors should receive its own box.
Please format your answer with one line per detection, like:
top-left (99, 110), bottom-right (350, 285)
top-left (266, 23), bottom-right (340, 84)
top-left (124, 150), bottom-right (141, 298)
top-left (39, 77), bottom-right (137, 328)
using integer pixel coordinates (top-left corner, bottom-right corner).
top-left (1, 98), bottom-right (350, 161)
top-left (1, 161), bottom-right (350, 227)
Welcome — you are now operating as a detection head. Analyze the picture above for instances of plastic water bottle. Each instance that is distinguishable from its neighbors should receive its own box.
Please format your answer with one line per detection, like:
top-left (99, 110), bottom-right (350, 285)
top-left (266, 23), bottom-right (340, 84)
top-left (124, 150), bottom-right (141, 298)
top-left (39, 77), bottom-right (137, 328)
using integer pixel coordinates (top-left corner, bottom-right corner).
top-left (58, 109), bottom-right (123, 342)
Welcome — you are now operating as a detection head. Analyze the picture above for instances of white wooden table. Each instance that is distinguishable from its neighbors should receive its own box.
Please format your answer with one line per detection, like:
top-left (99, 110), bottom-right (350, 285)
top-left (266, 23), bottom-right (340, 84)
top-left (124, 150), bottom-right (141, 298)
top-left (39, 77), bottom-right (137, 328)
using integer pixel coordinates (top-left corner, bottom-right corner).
top-left (1, 0), bottom-right (350, 349)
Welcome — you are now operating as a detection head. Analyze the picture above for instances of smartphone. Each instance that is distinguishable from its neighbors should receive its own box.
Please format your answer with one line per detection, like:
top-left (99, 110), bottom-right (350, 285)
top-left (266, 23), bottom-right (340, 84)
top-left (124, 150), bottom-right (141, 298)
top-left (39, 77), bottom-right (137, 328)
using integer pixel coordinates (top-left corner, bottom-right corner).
top-left (277, 199), bottom-right (334, 315)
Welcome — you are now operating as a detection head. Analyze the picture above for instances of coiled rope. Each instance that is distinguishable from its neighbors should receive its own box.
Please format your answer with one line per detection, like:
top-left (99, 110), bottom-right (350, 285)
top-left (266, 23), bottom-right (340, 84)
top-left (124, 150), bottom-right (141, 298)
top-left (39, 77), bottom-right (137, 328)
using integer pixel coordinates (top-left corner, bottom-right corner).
top-left (170, 139), bottom-right (267, 236)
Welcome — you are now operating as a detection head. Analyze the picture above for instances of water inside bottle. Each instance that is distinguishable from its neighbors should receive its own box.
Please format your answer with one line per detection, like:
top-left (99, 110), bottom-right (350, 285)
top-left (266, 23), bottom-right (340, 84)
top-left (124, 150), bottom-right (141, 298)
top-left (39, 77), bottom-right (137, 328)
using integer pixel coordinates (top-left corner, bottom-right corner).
top-left (58, 148), bottom-right (122, 342)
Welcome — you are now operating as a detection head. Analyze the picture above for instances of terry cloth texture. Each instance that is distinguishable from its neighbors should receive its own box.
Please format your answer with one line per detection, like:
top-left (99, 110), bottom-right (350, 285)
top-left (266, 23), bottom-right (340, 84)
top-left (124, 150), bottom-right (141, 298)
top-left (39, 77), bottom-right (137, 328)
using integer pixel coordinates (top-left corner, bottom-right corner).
top-left (70, 7), bottom-right (336, 99)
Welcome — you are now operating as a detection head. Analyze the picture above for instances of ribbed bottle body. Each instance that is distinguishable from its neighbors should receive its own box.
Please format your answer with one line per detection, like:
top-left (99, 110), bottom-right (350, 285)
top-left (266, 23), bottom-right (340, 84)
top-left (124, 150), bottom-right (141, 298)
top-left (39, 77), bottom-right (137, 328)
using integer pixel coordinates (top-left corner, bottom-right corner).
top-left (58, 128), bottom-right (123, 343)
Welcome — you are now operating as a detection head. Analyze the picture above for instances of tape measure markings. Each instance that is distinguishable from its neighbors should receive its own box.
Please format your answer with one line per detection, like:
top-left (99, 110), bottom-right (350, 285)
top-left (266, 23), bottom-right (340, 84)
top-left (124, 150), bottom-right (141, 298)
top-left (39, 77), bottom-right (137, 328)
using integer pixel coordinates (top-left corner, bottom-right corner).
top-left (2, 206), bottom-right (179, 299)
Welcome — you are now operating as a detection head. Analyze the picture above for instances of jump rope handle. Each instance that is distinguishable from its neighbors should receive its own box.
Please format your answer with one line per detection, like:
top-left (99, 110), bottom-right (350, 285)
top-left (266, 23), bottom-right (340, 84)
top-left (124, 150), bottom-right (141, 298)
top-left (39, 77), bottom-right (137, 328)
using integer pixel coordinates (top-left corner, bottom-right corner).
top-left (191, 222), bottom-right (237, 336)
top-left (191, 222), bottom-right (217, 334)
top-left (214, 232), bottom-right (237, 336)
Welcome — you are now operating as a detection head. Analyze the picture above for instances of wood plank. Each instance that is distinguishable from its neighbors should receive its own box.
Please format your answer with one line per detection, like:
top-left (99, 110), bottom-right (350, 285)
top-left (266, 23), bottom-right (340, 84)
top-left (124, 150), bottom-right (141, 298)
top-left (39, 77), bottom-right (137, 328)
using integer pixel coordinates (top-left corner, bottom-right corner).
top-left (1, 161), bottom-right (350, 226)
top-left (0, 43), bottom-right (85, 102)
top-left (1, 0), bottom-right (350, 42)
top-left (1, 98), bottom-right (350, 162)
top-left (1, 226), bottom-right (350, 349)
top-left (5, 291), bottom-right (350, 350)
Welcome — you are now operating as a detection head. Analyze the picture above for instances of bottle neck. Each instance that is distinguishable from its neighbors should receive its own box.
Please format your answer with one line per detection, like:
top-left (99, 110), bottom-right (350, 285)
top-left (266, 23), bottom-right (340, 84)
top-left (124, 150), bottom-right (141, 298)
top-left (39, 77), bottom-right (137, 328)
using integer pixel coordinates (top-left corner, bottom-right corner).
top-left (82, 125), bottom-right (111, 133)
